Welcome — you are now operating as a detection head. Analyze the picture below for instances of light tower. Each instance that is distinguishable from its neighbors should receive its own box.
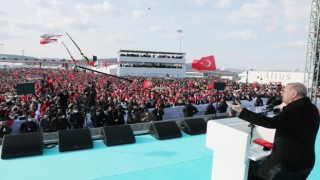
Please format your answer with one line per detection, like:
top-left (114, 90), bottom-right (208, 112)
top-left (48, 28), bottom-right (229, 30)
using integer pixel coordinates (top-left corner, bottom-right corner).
top-left (176, 30), bottom-right (183, 53)
top-left (305, 0), bottom-right (320, 104)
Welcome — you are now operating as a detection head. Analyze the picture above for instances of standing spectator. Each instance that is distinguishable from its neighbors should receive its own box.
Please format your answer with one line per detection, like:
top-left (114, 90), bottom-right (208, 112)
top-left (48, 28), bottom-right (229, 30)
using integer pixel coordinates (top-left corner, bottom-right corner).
top-left (20, 114), bottom-right (38, 133)
top-left (254, 95), bottom-right (264, 107)
top-left (0, 120), bottom-right (12, 138)
top-left (39, 111), bottom-right (53, 133)
top-left (52, 112), bottom-right (68, 131)
top-left (183, 100), bottom-right (198, 117)
top-left (128, 105), bottom-right (142, 124)
top-left (141, 109), bottom-right (153, 122)
top-left (91, 106), bottom-right (105, 127)
top-left (204, 101), bottom-right (216, 115)
top-left (58, 89), bottom-right (69, 114)
top-left (152, 105), bottom-right (164, 121)
top-left (105, 105), bottom-right (116, 126)
top-left (115, 104), bottom-right (126, 125)
top-left (217, 97), bottom-right (228, 113)
top-left (67, 106), bottom-right (84, 129)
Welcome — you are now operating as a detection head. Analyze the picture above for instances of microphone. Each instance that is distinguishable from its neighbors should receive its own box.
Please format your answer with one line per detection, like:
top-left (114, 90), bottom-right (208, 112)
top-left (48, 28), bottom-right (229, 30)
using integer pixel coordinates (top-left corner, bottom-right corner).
top-left (265, 99), bottom-right (282, 112)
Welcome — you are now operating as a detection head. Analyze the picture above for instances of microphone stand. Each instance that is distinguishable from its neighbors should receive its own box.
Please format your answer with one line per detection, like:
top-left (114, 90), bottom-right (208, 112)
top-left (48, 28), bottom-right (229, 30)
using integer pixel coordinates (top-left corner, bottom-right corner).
top-left (248, 123), bottom-right (255, 144)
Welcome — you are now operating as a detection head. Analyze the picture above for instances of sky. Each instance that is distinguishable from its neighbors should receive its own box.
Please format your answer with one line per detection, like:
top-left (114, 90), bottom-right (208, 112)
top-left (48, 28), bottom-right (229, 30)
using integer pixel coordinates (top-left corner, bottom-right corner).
top-left (0, 0), bottom-right (312, 71)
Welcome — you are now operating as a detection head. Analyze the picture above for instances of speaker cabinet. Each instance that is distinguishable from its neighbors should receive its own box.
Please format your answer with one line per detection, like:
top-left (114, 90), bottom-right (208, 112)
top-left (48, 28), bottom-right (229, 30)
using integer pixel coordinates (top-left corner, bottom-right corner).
top-left (102, 125), bottom-right (136, 146)
top-left (1, 132), bottom-right (43, 159)
top-left (58, 129), bottom-right (93, 152)
top-left (180, 118), bottom-right (207, 135)
top-left (149, 121), bottom-right (182, 140)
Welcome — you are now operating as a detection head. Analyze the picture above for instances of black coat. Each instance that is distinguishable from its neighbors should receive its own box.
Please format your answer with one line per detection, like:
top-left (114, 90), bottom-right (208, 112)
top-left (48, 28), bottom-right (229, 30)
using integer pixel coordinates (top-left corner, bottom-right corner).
top-left (152, 108), bottom-right (164, 121)
top-left (217, 101), bottom-right (228, 113)
top-left (68, 112), bottom-right (84, 129)
top-left (183, 104), bottom-right (198, 117)
top-left (204, 103), bottom-right (216, 115)
top-left (239, 97), bottom-right (319, 173)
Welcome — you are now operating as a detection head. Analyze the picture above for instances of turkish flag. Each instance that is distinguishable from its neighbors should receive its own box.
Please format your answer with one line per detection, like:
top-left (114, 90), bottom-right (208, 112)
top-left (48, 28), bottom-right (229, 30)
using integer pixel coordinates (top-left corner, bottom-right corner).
top-left (142, 80), bottom-right (152, 88)
top-left (208, 82), bottom-right (215, 89)
top-left (89, 61), bottom-right (98, 66)
top-left (69, 73), bottom-right (75, 79)
top-left (192, 55), bottom-right (216, 70)
top-left (103, 60), bottom-right (108, 67)
top-left (47, 78), bottom-right (54, 84)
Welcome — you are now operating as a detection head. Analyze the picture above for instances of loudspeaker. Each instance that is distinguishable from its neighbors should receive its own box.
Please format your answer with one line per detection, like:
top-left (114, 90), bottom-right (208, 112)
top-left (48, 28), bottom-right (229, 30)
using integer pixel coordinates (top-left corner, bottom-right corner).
top-left (1, 132), bottom-right (43, 159)
top-left (180, 118), bottom-right (207, 135)
top-left (102, 125), bottom-right (135, 146)
top-left (58, 129), bottom-right (93, 152)
top-left (16, 82), bottom-right (35, 95)
top-left (213, 82), bottom-right (226, 91)
top-left (149, 121), bottom-right (182, 140)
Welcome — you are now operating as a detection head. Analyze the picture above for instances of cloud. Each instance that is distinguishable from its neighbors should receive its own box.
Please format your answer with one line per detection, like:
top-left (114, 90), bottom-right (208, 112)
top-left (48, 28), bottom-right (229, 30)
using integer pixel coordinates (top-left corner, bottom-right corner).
top-left (148, 25), bottom-right (166, 32)
top-left (133, 10), bottom-right (147, 19)
top-left (223, 30), bottom-right (257, 40)
top-left (0, 10), bottom-right (8, 15)
top-left (265, 26), bottom-right (276, 33)
top-left (106, 34), bottom-right (134, 43)
top-left (228, 0), bottom-right (280, 24)
top-left (189, 0), bottom-right (207, 6)
top-left (280, 0), bottom-right (309, 20)
top-left (160, 32), bottom-right (179, 39)
top-left (212, 0), bottom-right (231, 8)
top-left (284, 24), bottom-right (301, 34)
top-left (23, 0), bottom-right (66, 13)
top-left (0, 32), bottom-right (15, 40)
top-left (270, 41), bottom-right (306, 48)
top-left (75, 1), bottom-right (121, 18)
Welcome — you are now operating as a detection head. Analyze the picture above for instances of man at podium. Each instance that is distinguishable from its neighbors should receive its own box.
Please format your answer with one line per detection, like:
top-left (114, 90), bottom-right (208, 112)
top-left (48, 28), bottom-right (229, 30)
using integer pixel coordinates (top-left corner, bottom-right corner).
top-left (228, 83), bottom-right (319, 180)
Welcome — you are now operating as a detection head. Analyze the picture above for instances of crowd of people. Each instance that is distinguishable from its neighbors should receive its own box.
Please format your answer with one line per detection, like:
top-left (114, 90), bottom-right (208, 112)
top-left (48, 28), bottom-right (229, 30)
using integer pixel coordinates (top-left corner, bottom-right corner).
top-left (120, 62), bottom-right (182, 69)
top-left (0, 67), bottom-right (289, 137)
top-left (120, 53), bottom-right (183, 59)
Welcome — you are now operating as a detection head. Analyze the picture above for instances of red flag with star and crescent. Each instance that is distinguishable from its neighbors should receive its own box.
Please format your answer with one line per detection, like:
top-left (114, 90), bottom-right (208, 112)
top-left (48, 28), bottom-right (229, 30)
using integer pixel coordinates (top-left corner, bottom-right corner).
top-left (142, 80), bottom-right (152, 88)
top-left (192, 55), bottom-right (216, 71)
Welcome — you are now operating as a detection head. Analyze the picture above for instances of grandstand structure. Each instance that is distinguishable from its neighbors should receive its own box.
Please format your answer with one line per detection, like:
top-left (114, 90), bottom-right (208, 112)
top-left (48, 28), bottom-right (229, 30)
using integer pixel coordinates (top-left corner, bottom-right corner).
top-left (117, 50), bottom-right (186, 78)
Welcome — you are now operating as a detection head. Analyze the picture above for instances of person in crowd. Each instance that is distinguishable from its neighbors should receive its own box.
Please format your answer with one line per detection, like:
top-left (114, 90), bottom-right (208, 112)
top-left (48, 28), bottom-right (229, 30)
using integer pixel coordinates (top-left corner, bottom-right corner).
top-left (128, 105), bottom-right (142, 124)
top-left (105, 105), bottom-right (116, 126)
top-left (52, 111), bottom-right (68, 131)
top-left (204, 101), bottom-right (216, 115)
top-left (152, 105), bottom-right (164, 121)
top-left (115, 104), bottom-right (126, 125)
top-left (141, 108), bottom-right (153, 122)
top-left (58, 89), bottom-right (69, 114)
top-left (0, 120), bottom-right (12, 138)
top-left (227, 83), bottom-right (319, 179)
top-left (19, 114), bottom-right (38, 133)
top-left (91, 106), bottom-right (105, 127)
top-left (254, 95), bottom-right (264, 107)
top-left (216, 97), bottom-right (228, 113)
top-left (67, 106), bottom-right (84, 129)
top-left (183, 100), bottom-right (198, 117)
top-left (39, 110), bottom-right (53, 133)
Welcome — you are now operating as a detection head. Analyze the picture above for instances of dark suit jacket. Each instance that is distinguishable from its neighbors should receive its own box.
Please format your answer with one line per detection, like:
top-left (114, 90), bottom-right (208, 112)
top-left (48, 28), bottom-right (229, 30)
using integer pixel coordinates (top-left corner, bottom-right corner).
top-left (217, 101), bottom-right (228, 113)
top-left (239, 97), bottom-right (319, 172)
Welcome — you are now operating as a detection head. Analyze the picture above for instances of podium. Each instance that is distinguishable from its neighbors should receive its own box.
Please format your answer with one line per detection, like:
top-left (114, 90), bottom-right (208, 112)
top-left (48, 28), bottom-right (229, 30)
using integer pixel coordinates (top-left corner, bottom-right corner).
top-left (206, 117), bottom-right (275, 180)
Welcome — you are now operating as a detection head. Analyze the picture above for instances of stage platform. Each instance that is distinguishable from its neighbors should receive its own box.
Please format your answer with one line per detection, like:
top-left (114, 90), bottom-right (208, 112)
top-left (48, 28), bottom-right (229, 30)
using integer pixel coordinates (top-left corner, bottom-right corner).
top-left (0, 132), bottom-right (319, 180)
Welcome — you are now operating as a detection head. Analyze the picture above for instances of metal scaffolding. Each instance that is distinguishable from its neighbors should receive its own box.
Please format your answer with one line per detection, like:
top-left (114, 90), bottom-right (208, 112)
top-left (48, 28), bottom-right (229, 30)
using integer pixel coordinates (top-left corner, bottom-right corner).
top-left (305, 0), bottom-right (320, 104)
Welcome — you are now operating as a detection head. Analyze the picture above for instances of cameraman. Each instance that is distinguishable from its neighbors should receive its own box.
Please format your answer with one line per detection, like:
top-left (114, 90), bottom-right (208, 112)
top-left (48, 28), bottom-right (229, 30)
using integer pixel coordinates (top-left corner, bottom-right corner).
top-left (84, 81), bottom-right (97, 111)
